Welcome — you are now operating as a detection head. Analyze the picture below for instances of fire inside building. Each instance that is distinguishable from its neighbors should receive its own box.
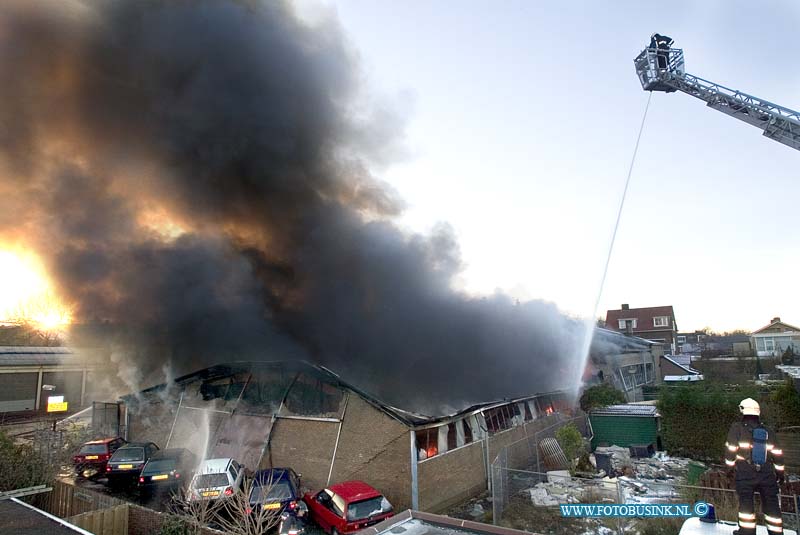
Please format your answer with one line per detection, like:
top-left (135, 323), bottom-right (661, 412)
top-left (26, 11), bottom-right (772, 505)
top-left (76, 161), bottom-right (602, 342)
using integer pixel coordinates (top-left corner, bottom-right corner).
top-left (120, 360), bottom-right (569, 512)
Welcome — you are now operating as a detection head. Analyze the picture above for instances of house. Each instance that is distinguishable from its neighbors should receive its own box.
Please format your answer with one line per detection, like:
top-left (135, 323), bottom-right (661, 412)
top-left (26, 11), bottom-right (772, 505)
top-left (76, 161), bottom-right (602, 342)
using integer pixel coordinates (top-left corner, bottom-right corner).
top-left (121, 360), bottom-right (571, 513)
top-left (605, 304), bottom-right (678, 354)
top-left (585, 328), bottom-right (663, 402)
top-left (677, 331), bottom-right (751, 357)
top-left (659, 354), bottom-right (703, 382)
top-left (750, 317), bottom-right (800, 357)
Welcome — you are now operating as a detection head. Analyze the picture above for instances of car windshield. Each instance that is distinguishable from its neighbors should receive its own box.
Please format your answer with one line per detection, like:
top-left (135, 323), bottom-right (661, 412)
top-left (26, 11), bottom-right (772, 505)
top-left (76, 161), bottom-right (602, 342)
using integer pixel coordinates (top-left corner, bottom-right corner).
top-left (79, 444), bottom-right (107, 454)
top-left (193, 473), bottom-right (228, 489)
top-left (346, 496), bottom-right (392, 521)
top-left (142, 459), bottom-right (177, 474)
top-left (111, 447), bottom-right (144, 462)
top-left (250, 481), bottom-right (293, 503)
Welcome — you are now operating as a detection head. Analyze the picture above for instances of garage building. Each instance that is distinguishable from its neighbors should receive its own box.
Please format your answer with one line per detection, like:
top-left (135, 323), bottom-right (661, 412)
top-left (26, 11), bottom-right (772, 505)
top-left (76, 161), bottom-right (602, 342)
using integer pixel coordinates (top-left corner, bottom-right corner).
top-left (122, 360), bottom-right (569, 512)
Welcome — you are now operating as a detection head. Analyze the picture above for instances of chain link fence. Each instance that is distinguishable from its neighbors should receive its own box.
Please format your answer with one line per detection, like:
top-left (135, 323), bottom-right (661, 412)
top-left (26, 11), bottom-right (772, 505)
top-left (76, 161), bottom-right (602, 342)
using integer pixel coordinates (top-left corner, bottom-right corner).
top-left (491, 416), bottom-right (800, 534)
top-left (493, 465), bottom-right (800, 534)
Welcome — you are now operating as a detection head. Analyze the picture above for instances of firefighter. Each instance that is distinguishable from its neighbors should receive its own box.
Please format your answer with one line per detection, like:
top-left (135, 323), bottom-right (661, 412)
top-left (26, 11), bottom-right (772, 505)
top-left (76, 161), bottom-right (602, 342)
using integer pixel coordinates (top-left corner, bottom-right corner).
top-left (651, 33), bottom-right (673, 69)
top-left (726, 398), bottom-right (785, 534)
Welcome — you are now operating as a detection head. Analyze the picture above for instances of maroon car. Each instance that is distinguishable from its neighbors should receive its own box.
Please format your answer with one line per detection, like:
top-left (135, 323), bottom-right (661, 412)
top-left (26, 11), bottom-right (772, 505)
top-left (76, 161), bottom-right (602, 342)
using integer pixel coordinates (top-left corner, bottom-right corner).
top-left (73, 437), bottom-right (126, 478)
top-left (303, 481), bottom-right (393, 535)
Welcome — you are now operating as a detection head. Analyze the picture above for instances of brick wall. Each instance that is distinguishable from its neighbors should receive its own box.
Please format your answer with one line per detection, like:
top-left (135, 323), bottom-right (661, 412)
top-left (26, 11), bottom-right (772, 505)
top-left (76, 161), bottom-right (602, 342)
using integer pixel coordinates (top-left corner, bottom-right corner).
top-left (416, 413), bottom-right (562, 512)
top-left (128, 504), bottom-right (219, 535)
top-left (330, 395), bottom-right (412, 510)
top-left (267, 417), bottom-right (339, 490)
top-left (417, 441), bottom-right (485, 512)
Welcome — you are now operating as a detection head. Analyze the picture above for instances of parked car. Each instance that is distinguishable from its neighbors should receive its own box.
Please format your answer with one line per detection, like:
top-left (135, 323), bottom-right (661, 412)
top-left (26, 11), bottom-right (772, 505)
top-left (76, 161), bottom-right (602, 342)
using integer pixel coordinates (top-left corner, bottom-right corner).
top-left (248, 467), bottom-right (302, 514)
top-left (304, 481), bottom-right (393, 534)
top-left (105, 442), bottom-right (160, 486)
top-left (188, 458), bottom-right (245, 502)
top-left (73, 437), bottom-right (127, 479)
top-left (138, 448), bottom-right (197, 494)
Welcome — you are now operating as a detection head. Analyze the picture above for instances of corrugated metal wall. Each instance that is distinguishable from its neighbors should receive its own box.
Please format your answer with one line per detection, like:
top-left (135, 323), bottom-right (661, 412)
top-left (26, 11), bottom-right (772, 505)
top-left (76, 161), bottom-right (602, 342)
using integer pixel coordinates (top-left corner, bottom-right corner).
top-left (0, 372), bottom-right (38, 411)
top-left (590, 415), bottom-right (658, 449)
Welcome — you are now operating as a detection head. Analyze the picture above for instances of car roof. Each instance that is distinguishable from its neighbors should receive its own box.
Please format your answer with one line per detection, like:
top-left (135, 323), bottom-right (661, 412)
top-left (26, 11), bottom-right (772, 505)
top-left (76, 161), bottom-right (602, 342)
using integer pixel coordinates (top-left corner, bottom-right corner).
top-left (197, 458), bottom-right (233, 473)
top-left (118, 442), bottom-right (152, 448)
top-left (253, 468), bottom-right (294, 485)
top-left (329, 481), bottom-right (381, 502)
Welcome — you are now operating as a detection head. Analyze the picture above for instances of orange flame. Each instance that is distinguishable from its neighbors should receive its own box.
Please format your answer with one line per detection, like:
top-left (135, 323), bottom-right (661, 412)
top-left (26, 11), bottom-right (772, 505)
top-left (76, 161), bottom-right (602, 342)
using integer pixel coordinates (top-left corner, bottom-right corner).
top-left (0, 247), bottom-right (72, 330)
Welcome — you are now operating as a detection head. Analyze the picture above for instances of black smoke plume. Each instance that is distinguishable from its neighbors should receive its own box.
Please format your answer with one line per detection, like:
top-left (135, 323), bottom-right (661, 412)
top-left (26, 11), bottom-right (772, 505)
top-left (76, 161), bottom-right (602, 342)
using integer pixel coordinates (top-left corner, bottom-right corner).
top-left (0, 0), bottom-right (586, 414)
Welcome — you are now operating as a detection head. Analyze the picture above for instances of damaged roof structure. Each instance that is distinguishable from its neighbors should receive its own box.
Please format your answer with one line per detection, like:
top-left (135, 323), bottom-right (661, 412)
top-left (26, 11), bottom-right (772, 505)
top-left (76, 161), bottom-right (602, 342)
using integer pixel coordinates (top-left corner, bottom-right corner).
top-left (585, 328), bottom-right (663, 402)
top-left (121, 360), bottom-right (570, 512)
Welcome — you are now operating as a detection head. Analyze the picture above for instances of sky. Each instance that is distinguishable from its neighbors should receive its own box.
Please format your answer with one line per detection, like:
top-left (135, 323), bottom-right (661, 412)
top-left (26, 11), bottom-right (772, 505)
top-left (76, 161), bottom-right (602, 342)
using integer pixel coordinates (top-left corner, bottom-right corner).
top-left (294, 0), bottom-right (800, 333)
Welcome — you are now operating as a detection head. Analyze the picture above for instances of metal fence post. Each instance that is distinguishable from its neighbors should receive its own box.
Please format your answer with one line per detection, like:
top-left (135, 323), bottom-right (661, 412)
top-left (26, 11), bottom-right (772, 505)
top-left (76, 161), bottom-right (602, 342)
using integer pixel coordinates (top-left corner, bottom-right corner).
top-left (616, 479), bottom-right (624, 535)
top-left (795, 493), bottom-right (799, 533)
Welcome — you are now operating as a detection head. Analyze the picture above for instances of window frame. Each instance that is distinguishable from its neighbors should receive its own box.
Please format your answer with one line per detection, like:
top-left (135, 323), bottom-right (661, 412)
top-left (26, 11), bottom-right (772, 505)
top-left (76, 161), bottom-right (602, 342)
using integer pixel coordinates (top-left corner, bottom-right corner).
top-left (653, 316), bottom-right (670, 327)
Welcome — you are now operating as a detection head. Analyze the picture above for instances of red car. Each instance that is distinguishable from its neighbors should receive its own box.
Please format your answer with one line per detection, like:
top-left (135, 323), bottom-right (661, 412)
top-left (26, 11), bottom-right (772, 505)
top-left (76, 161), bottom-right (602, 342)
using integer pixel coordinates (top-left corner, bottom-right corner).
top-left (73, 437), bottom-right (127, 478)
top-left (303, 481), bottom-right (393, 535)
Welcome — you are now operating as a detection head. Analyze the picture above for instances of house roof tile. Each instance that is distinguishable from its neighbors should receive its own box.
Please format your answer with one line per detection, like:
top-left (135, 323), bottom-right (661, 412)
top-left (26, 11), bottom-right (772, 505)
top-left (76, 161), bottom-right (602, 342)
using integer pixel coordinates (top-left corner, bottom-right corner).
top-left (605, 306), bottom-right (675, 332)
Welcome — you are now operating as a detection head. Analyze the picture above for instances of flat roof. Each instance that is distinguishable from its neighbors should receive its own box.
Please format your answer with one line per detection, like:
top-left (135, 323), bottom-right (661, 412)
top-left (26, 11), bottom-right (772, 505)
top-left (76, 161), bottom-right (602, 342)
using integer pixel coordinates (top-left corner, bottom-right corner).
top-left (590, 404), bottom-right (659, 418)
top-left (357, 510), bottom-right (538, 535)
top-left (0, 346), bottom-right (74, 367)
top-left (0, 498), bottom-right (92, 534)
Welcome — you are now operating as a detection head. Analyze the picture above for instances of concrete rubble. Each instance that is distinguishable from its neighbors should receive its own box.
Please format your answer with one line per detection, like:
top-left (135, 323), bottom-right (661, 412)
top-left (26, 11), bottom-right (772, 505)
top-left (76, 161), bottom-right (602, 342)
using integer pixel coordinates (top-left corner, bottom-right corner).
top-left (522, 447), bottom-right (695, 507)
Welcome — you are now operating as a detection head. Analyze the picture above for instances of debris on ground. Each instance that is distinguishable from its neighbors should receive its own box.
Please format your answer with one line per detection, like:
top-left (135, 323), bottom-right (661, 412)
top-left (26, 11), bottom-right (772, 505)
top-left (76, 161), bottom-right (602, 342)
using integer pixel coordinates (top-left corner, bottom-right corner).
top-left (519, 448), bottom-right (699, 509)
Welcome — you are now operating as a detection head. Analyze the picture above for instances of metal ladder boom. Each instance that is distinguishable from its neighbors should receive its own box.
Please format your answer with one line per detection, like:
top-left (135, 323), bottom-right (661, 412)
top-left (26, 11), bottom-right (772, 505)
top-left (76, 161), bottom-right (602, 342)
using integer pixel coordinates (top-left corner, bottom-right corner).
top-left (634, 47), bottom-right (800, 152)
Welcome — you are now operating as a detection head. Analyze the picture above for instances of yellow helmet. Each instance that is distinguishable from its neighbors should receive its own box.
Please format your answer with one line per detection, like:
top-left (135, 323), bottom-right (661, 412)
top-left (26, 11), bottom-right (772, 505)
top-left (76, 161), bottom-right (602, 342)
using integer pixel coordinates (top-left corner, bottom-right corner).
top-left (739, 398), bottom-right (760, 416)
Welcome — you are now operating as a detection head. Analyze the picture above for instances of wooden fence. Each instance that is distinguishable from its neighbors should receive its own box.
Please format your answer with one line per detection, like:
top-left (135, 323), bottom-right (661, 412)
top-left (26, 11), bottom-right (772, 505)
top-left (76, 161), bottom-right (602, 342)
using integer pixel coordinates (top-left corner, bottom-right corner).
top-left (34, 478), bottom-right (126, 520)
top-left (70, 504), bottom-right (129, 535)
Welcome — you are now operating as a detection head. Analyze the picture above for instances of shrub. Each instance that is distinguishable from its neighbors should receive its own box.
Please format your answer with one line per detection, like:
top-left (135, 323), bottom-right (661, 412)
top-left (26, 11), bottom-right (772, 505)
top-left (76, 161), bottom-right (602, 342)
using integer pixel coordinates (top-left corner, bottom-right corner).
top-left (769, 379), bottom-right (800, 429)
top-left (555, 423), bottom-right (584, 464)
top-left (0, 429), bottom-right (53, 492)
top-left (657, 384), bottom-right (759, 461)
top-left (579, 383), bottom-right (625, 412)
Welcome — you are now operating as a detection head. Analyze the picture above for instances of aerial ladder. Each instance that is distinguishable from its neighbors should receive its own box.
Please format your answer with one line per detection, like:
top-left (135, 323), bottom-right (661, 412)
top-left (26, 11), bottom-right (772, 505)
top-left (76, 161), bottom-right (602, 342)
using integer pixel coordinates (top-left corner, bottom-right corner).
top-left (634, 38), bottom-right (800, 152)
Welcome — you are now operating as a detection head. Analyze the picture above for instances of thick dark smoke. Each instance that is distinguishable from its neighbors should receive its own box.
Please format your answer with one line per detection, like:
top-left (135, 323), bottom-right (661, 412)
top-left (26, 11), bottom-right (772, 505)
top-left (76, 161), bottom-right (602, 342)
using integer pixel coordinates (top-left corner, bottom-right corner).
top-left (0, 0), bottom-right (586, 414)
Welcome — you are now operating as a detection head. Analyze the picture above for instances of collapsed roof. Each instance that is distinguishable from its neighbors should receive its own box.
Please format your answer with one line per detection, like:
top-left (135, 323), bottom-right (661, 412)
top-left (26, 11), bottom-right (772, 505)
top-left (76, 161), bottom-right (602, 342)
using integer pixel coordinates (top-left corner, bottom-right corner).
top-left (124, 360), bottom-right (564, 426)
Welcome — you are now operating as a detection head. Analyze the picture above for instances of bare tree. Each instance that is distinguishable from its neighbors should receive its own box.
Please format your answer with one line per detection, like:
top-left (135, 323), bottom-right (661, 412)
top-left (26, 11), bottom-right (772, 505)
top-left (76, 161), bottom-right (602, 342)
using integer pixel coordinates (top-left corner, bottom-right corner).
top-left (171, 474), bottom-right (284, 535)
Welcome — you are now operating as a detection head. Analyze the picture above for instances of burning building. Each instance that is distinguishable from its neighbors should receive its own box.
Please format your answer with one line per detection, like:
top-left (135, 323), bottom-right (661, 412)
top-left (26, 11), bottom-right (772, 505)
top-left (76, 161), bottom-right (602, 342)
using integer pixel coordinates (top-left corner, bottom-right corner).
top-left (122, 360), bottom-right (569, 512)
top-left (0, 0), bottom-right (588, 421)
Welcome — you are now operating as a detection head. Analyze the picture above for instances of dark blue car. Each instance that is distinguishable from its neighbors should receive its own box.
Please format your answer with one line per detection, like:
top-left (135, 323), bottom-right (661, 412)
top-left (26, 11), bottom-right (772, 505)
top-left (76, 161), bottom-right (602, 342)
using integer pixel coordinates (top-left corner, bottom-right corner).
top-left (248, 467), bottom-right (302, 515)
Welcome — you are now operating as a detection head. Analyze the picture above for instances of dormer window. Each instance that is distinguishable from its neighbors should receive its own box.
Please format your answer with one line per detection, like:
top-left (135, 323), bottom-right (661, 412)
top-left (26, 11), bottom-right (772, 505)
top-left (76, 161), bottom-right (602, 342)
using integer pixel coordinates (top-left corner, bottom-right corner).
top-left (618, 319), bottom-right (637, 329)
top-left (653, 316), bottom-right (670, 327)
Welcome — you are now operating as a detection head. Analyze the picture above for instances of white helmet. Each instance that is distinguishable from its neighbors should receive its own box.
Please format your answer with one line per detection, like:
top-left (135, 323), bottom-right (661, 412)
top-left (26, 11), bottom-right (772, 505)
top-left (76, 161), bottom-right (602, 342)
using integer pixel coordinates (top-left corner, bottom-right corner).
top-left (739, 398), bottom-right (760, 416)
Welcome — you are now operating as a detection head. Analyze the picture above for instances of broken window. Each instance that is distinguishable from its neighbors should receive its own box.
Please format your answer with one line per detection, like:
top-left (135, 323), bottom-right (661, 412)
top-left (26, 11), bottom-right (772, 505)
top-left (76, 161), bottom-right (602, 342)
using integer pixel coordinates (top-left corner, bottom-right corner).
top-left (484, 405), bottom-right (518, 434)
top-left (447, 423), bottom-right (458, 451)
top-left (524, 401), bottom-right (535, 421)
top-left (281, 373), bottom-right (345, 418)
top-left (415, 428), bottom-right (438, 460)
top-left (467, 413), bottom-right (488, 441)
top-left (462, 419), bottom-right (473, 444)
top-left (455, 420), bottom-right (466, 447)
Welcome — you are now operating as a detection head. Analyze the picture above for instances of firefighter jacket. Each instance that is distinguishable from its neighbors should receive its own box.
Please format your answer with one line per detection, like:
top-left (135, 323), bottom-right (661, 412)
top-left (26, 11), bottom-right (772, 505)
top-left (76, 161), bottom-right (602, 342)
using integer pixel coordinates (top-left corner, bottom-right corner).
top-left (725, 420), bottom-right (784, 480)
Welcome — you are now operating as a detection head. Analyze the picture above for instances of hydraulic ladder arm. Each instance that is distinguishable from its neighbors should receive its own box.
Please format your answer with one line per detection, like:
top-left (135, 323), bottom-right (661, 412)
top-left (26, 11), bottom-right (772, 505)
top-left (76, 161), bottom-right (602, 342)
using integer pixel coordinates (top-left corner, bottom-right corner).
top-left (634, 44), bottom-right (800, 152)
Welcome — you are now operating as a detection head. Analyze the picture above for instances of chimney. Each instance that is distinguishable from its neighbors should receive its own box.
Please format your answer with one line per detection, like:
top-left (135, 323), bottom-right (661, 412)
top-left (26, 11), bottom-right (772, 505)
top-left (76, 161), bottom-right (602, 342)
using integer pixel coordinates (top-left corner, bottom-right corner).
top-left (772, 317), bottom-right (781, 323)
top-left (621, 304), bottom-right (630, 310)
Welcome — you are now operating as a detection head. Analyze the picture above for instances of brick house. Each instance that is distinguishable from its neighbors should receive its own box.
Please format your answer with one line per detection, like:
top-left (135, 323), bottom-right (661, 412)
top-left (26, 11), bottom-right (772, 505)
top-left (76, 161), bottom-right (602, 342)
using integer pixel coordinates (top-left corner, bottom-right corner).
top-left (605, 304), bottom-right (678, 355)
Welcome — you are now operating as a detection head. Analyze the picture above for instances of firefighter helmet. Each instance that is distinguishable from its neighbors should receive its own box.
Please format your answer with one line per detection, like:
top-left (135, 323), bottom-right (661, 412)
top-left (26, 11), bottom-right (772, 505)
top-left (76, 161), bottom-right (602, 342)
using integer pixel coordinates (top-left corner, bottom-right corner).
top-left (739, 398), bottom-right (760, 416)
